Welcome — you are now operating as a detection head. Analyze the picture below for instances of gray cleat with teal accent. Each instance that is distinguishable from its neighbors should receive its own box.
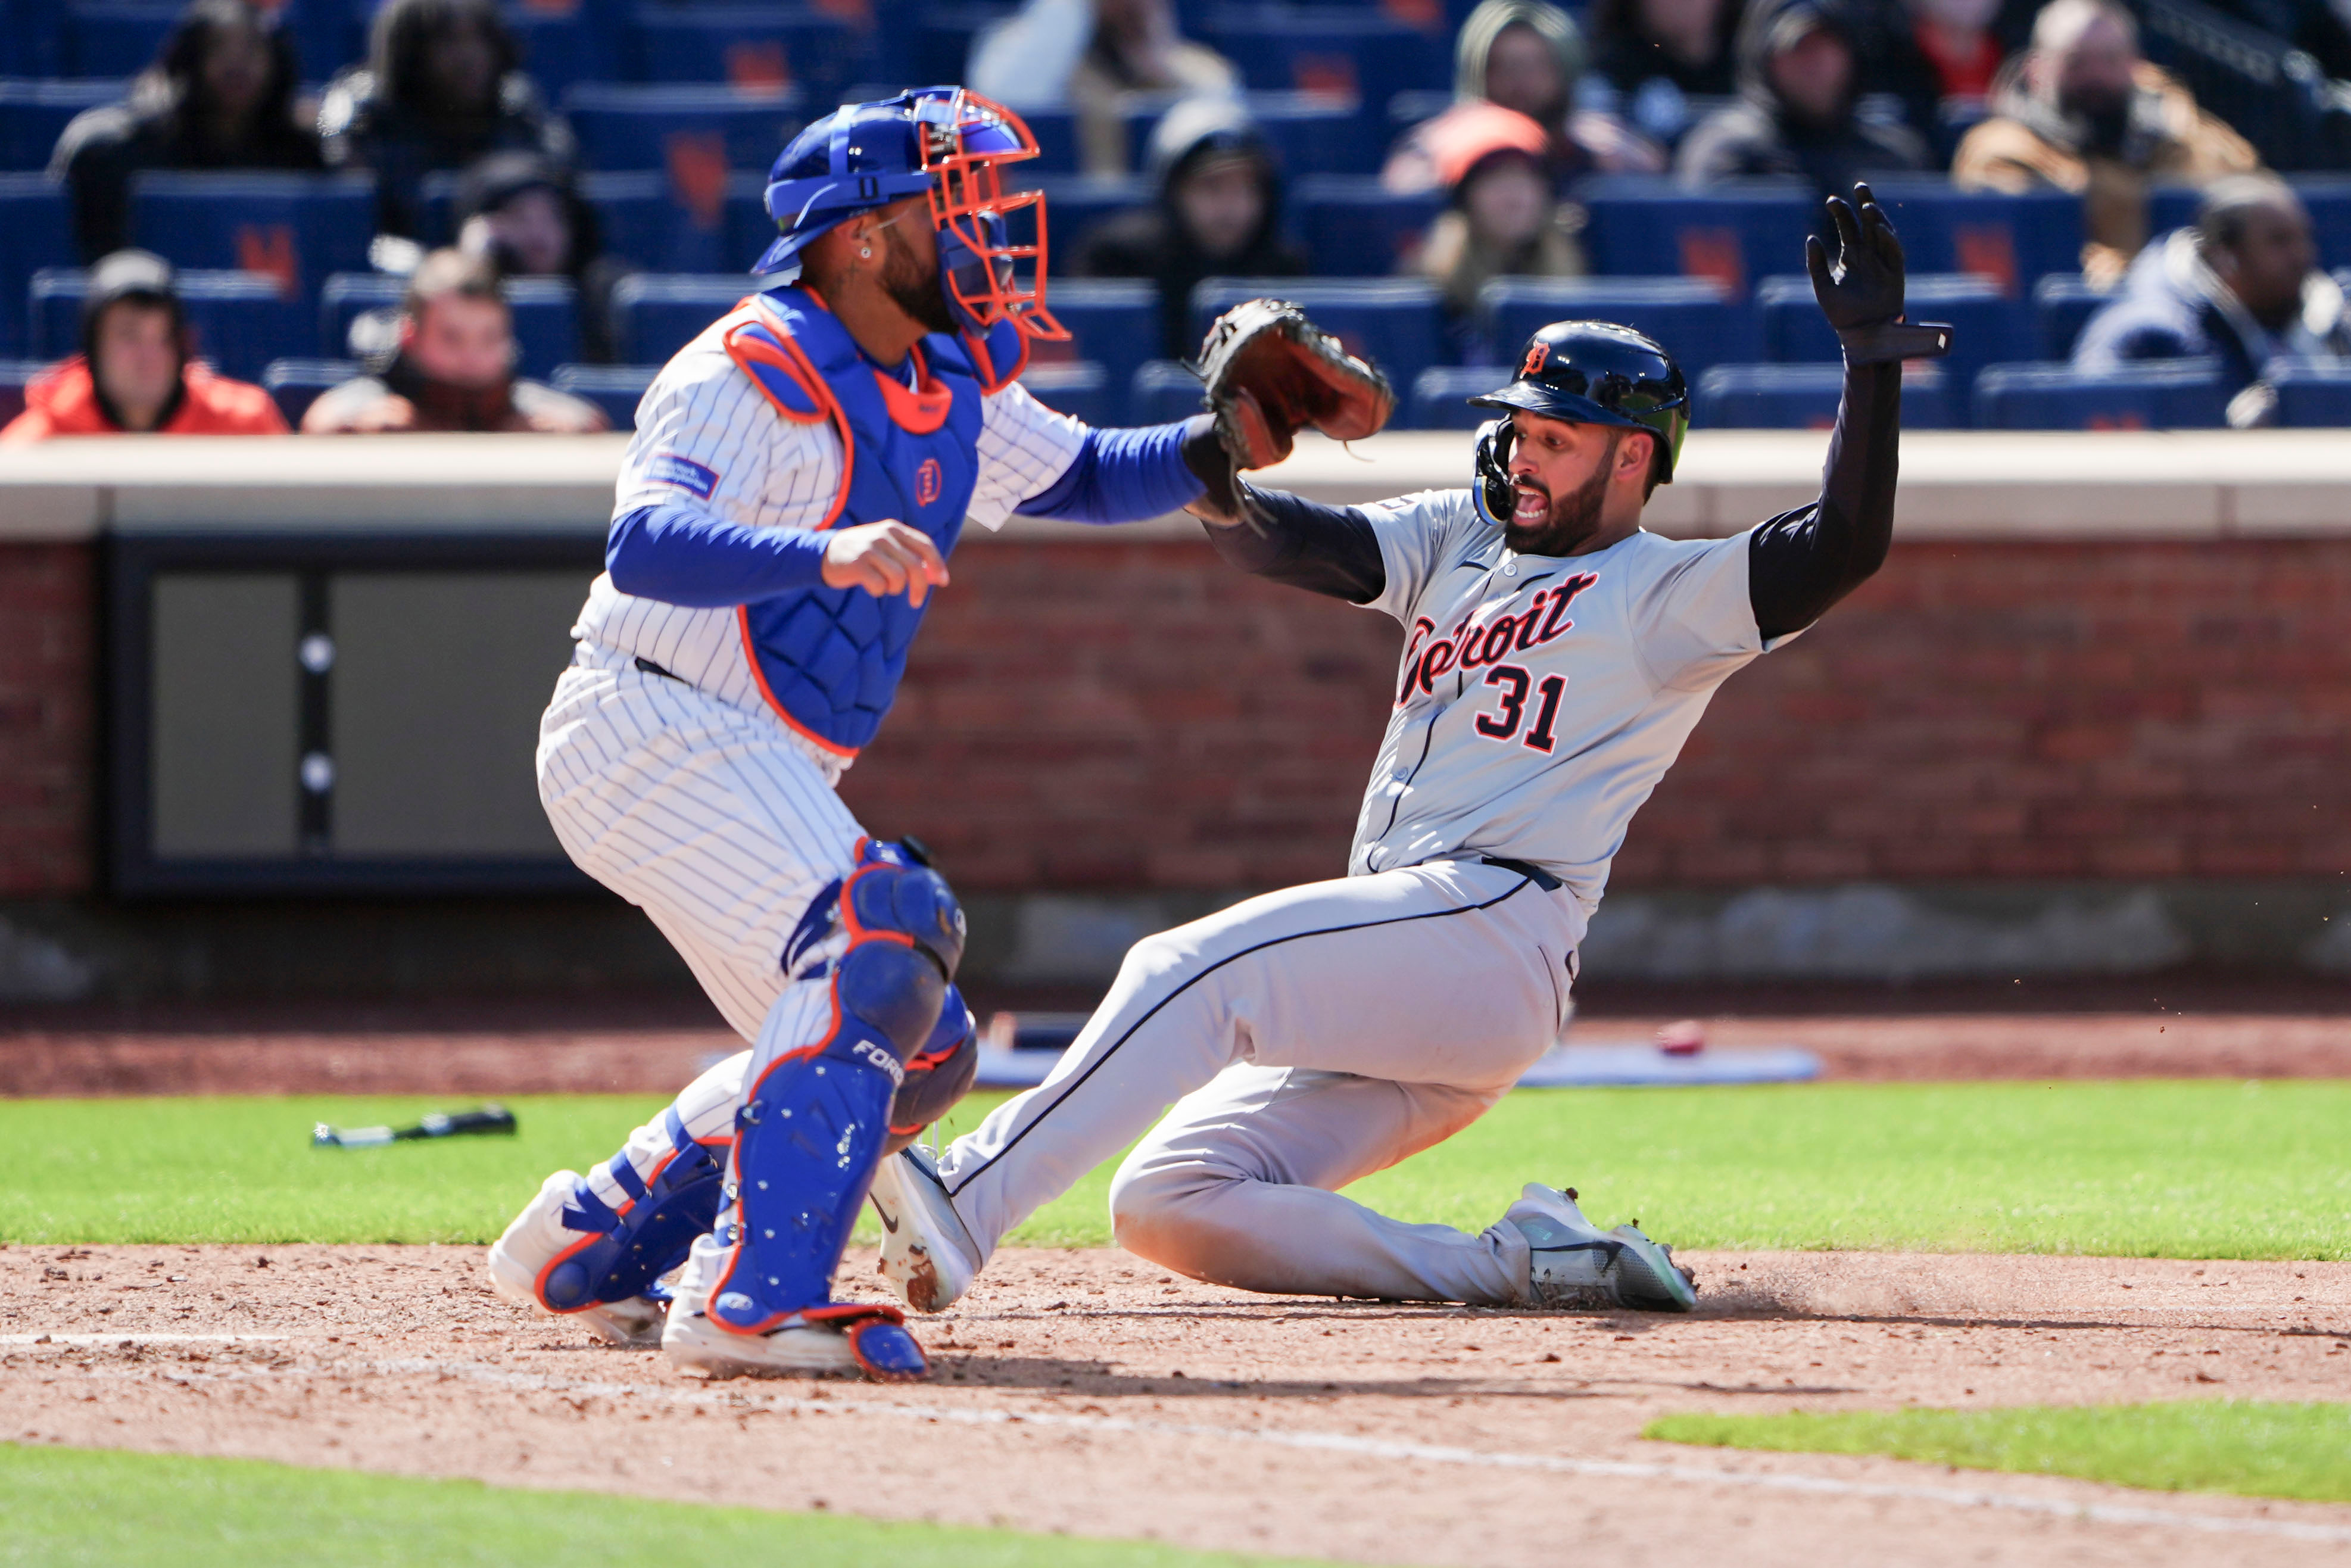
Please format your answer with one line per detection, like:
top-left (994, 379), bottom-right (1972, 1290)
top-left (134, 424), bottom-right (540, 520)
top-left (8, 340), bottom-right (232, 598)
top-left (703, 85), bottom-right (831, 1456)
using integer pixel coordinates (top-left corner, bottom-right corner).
top-left (1503, 1182), bottom-right (1697, 1312)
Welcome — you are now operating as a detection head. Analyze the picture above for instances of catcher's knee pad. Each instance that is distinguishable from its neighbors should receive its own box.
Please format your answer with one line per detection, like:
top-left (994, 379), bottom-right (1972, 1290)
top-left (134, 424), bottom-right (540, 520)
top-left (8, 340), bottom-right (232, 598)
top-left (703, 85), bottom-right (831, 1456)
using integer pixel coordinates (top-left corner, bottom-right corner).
top-left (709, 842), bottom-right (966, 1333)
top-left (540, 1109), bottom-right (725, 1311)
top-left (887, 987), bottom-right (978, 1154)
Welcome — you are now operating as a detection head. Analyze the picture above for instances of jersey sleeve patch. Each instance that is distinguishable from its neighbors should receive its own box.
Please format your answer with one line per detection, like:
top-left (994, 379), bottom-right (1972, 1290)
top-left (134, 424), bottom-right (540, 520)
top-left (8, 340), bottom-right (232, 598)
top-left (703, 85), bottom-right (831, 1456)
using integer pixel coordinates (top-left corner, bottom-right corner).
top-left (646, 451), bottom-right (720, 500)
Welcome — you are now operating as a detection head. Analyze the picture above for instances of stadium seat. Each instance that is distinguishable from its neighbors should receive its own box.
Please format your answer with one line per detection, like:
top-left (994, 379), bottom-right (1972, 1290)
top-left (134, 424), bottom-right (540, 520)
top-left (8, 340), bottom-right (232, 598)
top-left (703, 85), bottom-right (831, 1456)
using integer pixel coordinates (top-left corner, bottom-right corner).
top-left (1018, 359), bottom-right (1111, 426)
top-left (1129, 357), bottom-right (1205, 424)
top-left (1406, 363), bottom-right (1507, 430)
top-left (1575, 177), bottom-right (1815, 298)
top-left (1190, 278), bottom-right (1446, 398)
top-left (1292, 176), bottom-right (1443, 277)
top-left (1033, 278), bottom-right (1156, 419)
top-left (1970, 359), bottom-right (2227, 429)
top-left (913, 4), bottom-right (1011, 85)
top-left (318, 272), bottom-right (581, 378)
top-left (1478, 276), bottom-right (1759, 377)
top-left (259, 357), bottom-right (359, 426)
top-left (550, 361), bottom-right (658, 428)
top-left (0, 78), bottom-right (123, 171)
top-left (1201, 9), bottom-right (1449, 119)
top-left (1026, 174), bottom-right (1149, 254)
top-left (1693, 361), bottom-right (1956, 429)
top-left (503, 4), bottom-right (625, 101)
top-left (1857, 179), bottom-right (2083, 295)
top-left (1757, 271), bottom-right (2030, 407)
top-left (32, 266), bottom-right (310, 379)
top-left (610, 273), bottom-right (752, 363)
top-left (2291, 175), bottom-right (2351, 269)
top-left (127, 172), bottom-right (375, 298)
top-left (563, 83), bottom-right (806, 175)
top-left (2268, 361), bottom-right (2351, 426)
top-left (0, 356), bottom-right (43, 425)
top-left (628, 8), bottom-right (874, 108)
top-left (2032, 273), bottom-right (2112, 360)
top-left (0, 173), bottom-right (74, 357)
top-left (1245, 91), bottom-right (1377, 176)
top-left (64, 1), bottom-right (175, 76)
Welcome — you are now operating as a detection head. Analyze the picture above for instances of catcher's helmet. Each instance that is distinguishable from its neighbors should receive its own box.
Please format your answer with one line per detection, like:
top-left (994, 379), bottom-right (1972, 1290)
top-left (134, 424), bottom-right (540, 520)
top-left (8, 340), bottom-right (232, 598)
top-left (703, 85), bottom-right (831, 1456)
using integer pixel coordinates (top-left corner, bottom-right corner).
top-left (1467, 320), bottom-right (1690, 482)
top-left (756, 86), bottom-right (1065, 341)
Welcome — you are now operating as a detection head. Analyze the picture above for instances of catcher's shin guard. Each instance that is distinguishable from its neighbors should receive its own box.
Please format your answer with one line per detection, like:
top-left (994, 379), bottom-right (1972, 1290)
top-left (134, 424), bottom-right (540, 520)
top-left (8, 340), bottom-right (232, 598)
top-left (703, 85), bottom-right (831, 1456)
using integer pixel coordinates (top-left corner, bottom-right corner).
top-left (709, 844), bottom-right (966, 1335)
top-left (537, 1109), bottom-right (726, 1311)
top-left (888, 989), bottom-right (978, 1155)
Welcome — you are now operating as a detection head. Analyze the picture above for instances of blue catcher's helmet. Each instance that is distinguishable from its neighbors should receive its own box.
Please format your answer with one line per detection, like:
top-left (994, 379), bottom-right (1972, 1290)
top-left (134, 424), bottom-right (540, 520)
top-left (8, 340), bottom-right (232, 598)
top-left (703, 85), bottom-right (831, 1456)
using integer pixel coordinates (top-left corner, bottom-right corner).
top-left (756, 86), bottom-right (1065, 342)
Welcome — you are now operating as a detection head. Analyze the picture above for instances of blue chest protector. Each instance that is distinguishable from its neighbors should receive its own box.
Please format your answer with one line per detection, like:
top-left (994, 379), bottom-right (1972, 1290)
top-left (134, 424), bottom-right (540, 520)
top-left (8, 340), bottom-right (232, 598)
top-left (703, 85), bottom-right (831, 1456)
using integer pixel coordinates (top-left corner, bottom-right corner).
top-left (723, 288), bottom-right (1027, 755)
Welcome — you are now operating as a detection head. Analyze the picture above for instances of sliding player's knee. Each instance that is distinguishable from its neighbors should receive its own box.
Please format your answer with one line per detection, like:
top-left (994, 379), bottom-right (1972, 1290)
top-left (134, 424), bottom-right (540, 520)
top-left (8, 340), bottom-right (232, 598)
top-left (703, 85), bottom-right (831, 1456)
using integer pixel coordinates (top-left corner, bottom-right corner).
top-left (1108, 1156), bottom-right (1242, 1270)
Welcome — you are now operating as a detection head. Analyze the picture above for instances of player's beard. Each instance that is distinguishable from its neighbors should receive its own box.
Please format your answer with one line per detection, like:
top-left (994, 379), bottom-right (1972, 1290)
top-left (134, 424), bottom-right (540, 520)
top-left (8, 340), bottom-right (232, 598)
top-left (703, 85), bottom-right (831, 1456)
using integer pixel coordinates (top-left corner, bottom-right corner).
top-left (1504, 431), bottom-right (1618, 556)
top-left (881, 227), bottom-right (959, 336)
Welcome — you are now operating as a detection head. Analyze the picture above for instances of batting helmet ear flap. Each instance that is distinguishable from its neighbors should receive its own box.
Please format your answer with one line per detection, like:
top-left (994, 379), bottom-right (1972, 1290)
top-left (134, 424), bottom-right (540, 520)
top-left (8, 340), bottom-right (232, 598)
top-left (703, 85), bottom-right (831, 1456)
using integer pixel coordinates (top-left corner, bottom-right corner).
top-left (1472, 417), bottom-right (1517, 528)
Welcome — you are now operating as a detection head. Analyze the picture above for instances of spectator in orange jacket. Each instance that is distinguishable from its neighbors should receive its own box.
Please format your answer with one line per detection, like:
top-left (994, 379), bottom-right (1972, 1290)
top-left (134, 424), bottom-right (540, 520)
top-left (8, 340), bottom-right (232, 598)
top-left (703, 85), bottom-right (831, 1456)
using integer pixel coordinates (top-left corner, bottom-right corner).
top-left (1, 249), bottom-right (287, 444)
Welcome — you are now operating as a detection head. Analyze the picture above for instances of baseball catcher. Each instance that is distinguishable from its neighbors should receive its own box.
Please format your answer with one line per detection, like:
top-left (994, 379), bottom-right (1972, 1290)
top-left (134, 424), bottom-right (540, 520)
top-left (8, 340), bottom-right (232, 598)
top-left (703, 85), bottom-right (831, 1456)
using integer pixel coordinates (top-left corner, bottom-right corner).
top-left (862, 183), bottom-right (1946, 1318)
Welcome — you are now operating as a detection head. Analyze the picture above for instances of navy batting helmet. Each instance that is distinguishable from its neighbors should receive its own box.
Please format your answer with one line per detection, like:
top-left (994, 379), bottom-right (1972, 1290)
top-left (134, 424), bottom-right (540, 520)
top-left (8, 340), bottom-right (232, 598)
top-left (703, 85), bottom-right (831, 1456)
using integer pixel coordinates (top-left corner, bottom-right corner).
top-left (1468, 320), bottom-right (1689, 482)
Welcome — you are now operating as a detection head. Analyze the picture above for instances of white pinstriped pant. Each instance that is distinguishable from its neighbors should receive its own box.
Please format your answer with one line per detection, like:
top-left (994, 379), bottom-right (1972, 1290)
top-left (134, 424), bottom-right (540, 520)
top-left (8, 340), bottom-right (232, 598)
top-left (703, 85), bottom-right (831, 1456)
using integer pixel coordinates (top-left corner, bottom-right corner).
top-left (536, 649), bottom-right (854, 1218)
top-left (933, 859), bottom-right (1587, 1306)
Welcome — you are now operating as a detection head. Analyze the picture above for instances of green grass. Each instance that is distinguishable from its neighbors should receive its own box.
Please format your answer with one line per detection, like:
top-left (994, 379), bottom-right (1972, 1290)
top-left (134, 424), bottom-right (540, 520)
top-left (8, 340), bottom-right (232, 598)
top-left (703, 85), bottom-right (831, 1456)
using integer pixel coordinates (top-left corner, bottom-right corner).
top-left (5, 1081), bottom-right (2347, 1259)
top-left (1643, 1401), bottom-right (2351, 1505)
top-left (0, 1442), bottom-right (1312, 1567)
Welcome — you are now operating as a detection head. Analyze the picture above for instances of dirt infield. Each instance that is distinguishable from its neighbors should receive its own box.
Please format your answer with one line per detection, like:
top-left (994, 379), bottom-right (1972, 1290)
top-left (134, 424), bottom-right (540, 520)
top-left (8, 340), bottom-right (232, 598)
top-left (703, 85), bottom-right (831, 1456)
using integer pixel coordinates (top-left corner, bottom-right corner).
top-left (5, 1009), bottom-right (2350, 1096)
top-left (5, 1243), bottom-right (2349, 1565)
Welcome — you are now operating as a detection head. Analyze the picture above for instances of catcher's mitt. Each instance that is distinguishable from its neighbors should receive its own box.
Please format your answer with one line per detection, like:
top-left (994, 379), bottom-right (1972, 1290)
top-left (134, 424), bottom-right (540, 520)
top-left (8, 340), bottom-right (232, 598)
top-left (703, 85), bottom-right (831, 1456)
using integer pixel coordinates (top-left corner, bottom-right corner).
top-left (1192, 298), bottom-right (1395, 471)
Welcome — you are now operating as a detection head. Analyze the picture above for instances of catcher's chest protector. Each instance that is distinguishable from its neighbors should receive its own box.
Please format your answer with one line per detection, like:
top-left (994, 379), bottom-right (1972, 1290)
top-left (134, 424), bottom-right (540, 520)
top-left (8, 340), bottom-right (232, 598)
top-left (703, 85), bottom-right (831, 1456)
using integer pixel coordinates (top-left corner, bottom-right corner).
top-left (723, 289), bottom-right (1017, 755)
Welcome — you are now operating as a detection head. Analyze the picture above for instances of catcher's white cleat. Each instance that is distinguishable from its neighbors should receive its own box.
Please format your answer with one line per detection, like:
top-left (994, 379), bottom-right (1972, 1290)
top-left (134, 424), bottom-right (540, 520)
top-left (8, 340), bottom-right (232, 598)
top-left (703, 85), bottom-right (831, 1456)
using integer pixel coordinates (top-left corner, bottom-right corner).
top-left (869, 1145), bottom-right (980, 1314)
top-left (485, 1169), bottom-right (667, 1348)
top-left (1504, 1182), bottom-right (1697, 1313)
top-left (660, 1235), bottom-right (925, 1382)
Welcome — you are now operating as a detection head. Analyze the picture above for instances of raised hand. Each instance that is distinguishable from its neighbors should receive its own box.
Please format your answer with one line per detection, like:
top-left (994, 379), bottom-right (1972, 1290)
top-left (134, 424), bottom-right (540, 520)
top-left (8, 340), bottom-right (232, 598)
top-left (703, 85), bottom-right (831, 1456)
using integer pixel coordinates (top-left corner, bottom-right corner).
top-left (1806, 182), bottom-right (1952, 364)
top-left (822, 519), bottom-right (950, 607)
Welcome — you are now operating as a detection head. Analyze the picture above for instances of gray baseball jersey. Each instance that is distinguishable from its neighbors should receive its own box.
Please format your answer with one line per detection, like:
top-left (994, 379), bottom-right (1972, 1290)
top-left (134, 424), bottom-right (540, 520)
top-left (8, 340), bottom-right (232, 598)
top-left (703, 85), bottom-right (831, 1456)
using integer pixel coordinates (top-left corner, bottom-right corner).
top-left (1348, 488), bottom-right (1793, 921)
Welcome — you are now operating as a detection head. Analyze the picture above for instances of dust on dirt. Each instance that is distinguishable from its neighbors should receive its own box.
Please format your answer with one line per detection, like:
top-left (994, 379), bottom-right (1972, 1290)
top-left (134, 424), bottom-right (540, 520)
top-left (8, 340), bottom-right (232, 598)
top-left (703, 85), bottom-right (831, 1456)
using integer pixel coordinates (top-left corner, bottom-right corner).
top-left (4, 1244), bottom-right (2348, 1567)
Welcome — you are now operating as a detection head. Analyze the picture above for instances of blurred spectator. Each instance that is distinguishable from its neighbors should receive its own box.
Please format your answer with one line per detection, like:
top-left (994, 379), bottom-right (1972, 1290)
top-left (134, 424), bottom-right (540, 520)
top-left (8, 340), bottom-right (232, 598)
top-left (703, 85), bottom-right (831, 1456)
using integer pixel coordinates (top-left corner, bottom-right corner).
top-left (2207, 0), bottom-right (2351, 83)
top-left (1676, 0), bottom-right (1930, 194)
top-left (319, 0), bottom-right (576, 239)
top-left (1073, 99), bottom-right (1308, 360)
top-left (1586, 0), bottom-right (1744, 146)
top-left (2074, 175), bottom-right (2350, 425)
top-left (1860, 0), bottom-right (2023, 149)
top-left (969, 0), bottom-right (1237, 175)
top-left (451, 152), bottom-right (629, 364)
top-left (1951, 0), bottom-right (2258, 285)
top-left (301, 249), bottom-right (606, 432)
top-left (49, 0), bottom-right (324, 263)
top-left (1385, 0), bottom-right (1666, 188)
top-left (1411, 104), bottom-right (1587, 324)
top-left (1, 250), bottom-right (286, 443)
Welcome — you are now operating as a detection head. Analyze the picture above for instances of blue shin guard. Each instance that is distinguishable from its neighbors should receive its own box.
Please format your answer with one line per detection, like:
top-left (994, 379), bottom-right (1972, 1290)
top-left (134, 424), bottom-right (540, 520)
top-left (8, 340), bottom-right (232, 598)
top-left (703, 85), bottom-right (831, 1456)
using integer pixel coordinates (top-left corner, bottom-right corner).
top-left (539, 1109), bottom-right (725, 1311)
top-left (709, 845), bottom-right (966, 1335)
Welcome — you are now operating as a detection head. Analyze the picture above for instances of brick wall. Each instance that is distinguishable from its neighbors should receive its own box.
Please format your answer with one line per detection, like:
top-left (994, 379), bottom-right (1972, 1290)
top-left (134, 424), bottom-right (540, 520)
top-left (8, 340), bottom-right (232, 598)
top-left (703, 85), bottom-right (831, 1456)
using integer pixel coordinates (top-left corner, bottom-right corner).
top-left (2, 535), bottom-right (2346, 900)
top-left (0, 543), bottom-right (94, 897)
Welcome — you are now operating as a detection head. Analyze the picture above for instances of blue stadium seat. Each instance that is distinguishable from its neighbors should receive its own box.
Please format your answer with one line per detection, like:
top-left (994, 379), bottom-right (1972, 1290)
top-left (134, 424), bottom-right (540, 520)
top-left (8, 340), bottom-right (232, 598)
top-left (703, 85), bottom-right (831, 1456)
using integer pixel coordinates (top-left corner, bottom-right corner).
top-left (1018, 359), bottom-right (1111, 426)
top-left (64, 1), bottom-right (176, 76)
top-left (503, 3), bottom-right (625, 100)
top-left (1245, 91), bottom-right (1377, 176)
top-left (579, 170), bottom-right (711, 273)
top-left (2268, 361), bottom-right (2351, 426)
top-left (551, 361), bottom-right (658, 428)
top-left (1036, 278), bottom-right (1156, 417)
top-left (2032, 272), bottom-right (2112, 360)
top-left (1027, 174), bottom-right (1150, 254)
top-left (1406, 363), bottom-right (1507, 430)
top-left (628, 8), bottom-right (873, 108)
top-left (1201, 8), bottom-right (1449, 118)
top-left (32, 266), bottom-right (310, 379)
top-left (610, 273), bottom-right (750, 363)
top-left (0, 173), bottom-right (73, 357)
top-left (1757, 271), bottom-right (2030, 407)
top-left (2146, 185), bottom-right (2200, 246)
top-left (1130, 357), bottom-right (1205, 424)
top-left (913, 4), bottom-right (1011, 84)
top-left (0, 78), bottom-right (123, 171)
top-left (259, 357), bottom-right (360, 426)
top-left (0, 356), bottom-right (44, 425)
top-left (1970, 359), bottom-right (2227, 429)
top-left (1575, 177), bottom-right (1815, 297)
top-left (128, 172), bottom-right (374, 298)
top-left (317, 272), bottom-right (580, 378)
top-left (1857, 179), bottom-right (2084, 294)
top-left (1190, 277), bottom-right (1446, 396)
top-left (1693, 361), bottom-right (1955, 429)
top-left (2290, 175), bottom-right (2351, 270)
top-left (1478, 276), bottom-right (1758, 376)
top-left (563, 83), bottom-right (806, 174)
top-left (1292, 176), bottom-right (1442, 277)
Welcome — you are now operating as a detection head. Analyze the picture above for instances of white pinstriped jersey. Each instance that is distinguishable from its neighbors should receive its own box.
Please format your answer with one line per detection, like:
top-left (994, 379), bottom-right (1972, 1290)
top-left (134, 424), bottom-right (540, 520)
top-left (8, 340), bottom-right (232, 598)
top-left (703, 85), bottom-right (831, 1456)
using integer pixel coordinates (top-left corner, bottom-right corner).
top-left (573, 310), bottom-right (1089, 776)
top-left (1349, 489), bottom-right (1788, 921)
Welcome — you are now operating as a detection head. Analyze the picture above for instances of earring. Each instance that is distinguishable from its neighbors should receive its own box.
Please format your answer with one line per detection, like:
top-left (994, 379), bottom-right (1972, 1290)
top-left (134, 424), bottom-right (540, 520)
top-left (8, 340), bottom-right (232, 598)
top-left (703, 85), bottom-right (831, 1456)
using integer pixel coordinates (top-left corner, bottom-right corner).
top-left (860, 247), bottom-right (872, 258)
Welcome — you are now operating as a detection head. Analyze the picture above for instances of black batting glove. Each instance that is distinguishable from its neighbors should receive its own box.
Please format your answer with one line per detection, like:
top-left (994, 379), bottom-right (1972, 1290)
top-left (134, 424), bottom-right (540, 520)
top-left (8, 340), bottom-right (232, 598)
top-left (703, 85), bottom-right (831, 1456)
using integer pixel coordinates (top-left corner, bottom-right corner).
top-left (1807, 182), bottom-right (1951, 364)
